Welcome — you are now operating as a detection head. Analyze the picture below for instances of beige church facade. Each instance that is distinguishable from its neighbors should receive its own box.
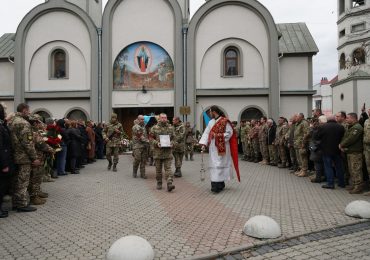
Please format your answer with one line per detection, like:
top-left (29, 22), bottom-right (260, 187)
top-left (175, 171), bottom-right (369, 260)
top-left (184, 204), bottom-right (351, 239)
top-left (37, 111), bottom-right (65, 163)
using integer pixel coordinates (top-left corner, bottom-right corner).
top-left (0, 0), bottom-right (318, 134)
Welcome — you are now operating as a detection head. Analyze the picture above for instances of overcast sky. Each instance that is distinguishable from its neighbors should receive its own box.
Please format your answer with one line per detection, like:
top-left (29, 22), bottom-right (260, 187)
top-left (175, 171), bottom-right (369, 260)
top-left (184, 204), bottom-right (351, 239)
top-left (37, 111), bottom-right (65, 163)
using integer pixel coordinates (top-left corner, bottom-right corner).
top-left (0, 0), bottom-right (338, 84)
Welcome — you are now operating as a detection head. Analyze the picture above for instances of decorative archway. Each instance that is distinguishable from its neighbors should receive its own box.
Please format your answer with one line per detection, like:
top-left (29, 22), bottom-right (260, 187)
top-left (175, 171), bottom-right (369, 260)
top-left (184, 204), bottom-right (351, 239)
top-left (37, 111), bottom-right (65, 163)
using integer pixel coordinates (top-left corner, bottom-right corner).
top-left (33, 109), bottom-right (53, 122)
top-left (65, 107), bottom-right (89, 121)
top-left (239, 106), bottom-right (265, 121)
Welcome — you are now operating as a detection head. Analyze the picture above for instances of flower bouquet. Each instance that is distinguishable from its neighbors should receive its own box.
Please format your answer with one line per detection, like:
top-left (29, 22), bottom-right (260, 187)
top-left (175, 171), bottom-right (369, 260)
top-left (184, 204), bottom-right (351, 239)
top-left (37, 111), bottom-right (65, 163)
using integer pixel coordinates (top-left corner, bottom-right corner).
top-left (44, 124), bottom-right (62, 176)
top-left (46, 124), bottom-right (62, 152)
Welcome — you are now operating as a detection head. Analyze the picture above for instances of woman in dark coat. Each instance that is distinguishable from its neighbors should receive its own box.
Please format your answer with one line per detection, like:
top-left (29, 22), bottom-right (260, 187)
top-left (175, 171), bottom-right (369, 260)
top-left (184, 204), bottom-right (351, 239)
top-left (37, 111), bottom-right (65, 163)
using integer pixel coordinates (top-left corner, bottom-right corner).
top-left (66, 120), bottom-right (83, 174)
top-left (0, 104), bottom-right (14, 218)
top-left (56, 119), bottom-right (69, 176)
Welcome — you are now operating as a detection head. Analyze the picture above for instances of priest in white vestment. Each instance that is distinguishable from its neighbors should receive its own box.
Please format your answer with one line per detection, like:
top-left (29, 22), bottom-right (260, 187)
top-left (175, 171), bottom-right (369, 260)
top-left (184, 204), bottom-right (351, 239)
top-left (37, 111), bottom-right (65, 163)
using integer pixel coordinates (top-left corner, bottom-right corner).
top-left (199, 106), bottom-right (240, 193)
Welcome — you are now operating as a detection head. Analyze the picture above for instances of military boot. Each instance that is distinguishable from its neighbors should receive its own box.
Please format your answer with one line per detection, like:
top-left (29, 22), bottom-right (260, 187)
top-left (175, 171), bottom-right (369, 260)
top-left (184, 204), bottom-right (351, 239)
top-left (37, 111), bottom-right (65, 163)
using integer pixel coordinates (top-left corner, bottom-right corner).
top-left (156, 182), bottom-right (162, 190)
top-left (149, 157), bottom-right (153, 166)
top-left (113, 163), bottom-right (117, 172)
top-left (297, 170), bottom-right (308, 177)
top-left (190, 155), bottom-right (194, 161)
top-left (39, 192), bottom-right (49, 198)
top-left (30, 196), bottom-right (46, 205)
top-left (107, 161), bottom-right (112, 170)
top-left (174, 168), bottom-right (182, 178)
top-left (133, 166), bottom-right (138, 178)
top-left (185, 155), bottom-right (189, 161)
top-left (167, 182), bottom-right (175, 192)
top-left (349, 184), bottom-right (364, 194)
top-left (140, 172), bottom-right (147, 179)
top-left (0, 209), bottom-right (8, 218)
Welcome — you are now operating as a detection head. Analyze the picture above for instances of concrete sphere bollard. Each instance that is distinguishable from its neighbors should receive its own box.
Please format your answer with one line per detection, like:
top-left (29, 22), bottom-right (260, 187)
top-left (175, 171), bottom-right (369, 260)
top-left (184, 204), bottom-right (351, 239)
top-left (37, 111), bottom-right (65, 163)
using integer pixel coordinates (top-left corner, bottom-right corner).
top-left (345, 200), bottom-right (370, 219)
top-left (243, 215), bottom-right (282, 239)
top-left (107, 235), bottom-right (154, 260)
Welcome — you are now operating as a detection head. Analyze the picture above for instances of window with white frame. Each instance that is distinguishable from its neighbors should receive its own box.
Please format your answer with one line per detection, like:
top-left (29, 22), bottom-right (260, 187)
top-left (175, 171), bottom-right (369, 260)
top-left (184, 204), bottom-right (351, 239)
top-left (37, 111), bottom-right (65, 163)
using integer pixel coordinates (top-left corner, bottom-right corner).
top-left (223, 47), bottom-right (240, 76)
top-left (51, 49), bottom-right (67, 79)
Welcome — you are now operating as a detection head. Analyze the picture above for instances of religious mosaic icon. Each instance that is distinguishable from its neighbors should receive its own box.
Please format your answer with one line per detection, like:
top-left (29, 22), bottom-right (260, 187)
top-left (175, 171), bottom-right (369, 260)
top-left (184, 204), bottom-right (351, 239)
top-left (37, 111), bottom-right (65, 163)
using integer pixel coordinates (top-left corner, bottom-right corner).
top-left (113, 41), bottom-right (174, 90)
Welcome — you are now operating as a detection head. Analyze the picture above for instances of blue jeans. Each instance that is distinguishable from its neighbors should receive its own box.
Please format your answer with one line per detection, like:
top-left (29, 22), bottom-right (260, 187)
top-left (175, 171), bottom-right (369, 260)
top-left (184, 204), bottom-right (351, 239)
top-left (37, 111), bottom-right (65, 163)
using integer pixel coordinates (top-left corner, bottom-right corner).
top-left (322, 154), bottom-right (345, 187)
top-left (57, 144), bottom-right (67, 175)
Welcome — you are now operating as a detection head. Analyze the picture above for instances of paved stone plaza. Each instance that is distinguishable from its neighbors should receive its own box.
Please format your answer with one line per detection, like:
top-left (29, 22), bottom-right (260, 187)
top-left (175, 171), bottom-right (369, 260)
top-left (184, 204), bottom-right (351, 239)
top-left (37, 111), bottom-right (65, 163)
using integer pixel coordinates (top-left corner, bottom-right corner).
top-left (0, 154), bottom-right (369, 260)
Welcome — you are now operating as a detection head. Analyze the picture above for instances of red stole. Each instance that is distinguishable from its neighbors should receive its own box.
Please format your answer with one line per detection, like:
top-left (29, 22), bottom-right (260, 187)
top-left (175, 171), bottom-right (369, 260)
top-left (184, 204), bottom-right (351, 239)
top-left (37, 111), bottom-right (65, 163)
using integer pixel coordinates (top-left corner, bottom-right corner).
top-left (209, 117), bottom-right (241, 182)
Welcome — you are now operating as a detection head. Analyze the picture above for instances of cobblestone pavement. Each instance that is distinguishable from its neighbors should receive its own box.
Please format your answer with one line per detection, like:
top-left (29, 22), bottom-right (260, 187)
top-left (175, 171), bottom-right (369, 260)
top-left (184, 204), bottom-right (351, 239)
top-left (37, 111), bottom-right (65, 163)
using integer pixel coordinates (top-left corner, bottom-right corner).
top-left (223, 222), bottom-right (370, 260)
top-left (0, 154), bottom-right (369, 259)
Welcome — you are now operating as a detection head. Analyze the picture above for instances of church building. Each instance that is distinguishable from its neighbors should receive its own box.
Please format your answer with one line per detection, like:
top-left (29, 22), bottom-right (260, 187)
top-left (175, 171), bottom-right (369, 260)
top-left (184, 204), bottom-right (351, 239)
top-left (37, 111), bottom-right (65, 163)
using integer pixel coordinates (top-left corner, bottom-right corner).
top-left (0, 0), bottom-right (318, 134)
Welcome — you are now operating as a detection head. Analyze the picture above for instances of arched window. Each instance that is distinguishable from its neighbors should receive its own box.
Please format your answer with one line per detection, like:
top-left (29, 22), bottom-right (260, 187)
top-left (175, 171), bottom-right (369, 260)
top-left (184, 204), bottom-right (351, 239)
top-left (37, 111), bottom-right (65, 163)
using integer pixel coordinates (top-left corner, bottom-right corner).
top-left (51, 49), bottom-right (67, 78)
top-left (34, 110), bottom-right (51, 123)
top-left (67, 109), bottom-right (87, 121)
top-left (352, 48), bottom-right (366, 66)
top-left (240, 107), bottom-right (264, 121)
top-left (224, 47), bottom-right (240, 76)
top-left (339, 53), bottom-right (346, 70)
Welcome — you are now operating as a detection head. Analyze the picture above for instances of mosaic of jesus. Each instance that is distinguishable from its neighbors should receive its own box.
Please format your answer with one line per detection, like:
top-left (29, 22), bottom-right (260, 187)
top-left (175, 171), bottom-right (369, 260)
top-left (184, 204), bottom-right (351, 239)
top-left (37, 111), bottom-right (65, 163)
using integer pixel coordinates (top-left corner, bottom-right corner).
top-left (113, 41), bottom-right (174, 90)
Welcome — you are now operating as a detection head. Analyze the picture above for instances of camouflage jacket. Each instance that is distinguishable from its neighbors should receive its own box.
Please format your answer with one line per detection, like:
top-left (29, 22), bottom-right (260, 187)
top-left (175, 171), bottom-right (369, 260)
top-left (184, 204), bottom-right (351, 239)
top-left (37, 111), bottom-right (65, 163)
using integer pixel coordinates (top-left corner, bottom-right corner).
top-left (258, 124), bottom-right (268, 142)
top-left (276, 124), bottom-right (288, 145)
top-left (33, 129), bottom-right (54, 163)
top-left (341, 123), bottom-right (363, 153)
top-left (240, 125), bottom-right (251, 143)
top-left (363, 119), bottom-right (370, 150)
top-left (185, 126), bottom-right (195, 144)
top-left (173, 123), bottom-right (185, 152)
top-left (293, 120), bottom-right (309, 148)
top-left (103, 121), bottom-right (123, 148)
top-left (150, 121), bottom-right (174, 159)
top-left (132, 123), bottom-right (149, 150)
top-left (8, 113), bottom-right (37, 165)
top-left (249, 125), bottom-right (259, 140)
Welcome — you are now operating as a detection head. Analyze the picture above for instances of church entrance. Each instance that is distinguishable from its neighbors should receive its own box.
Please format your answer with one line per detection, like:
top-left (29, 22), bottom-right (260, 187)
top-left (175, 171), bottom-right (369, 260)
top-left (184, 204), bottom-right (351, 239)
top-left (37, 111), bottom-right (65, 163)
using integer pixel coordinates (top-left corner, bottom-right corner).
top-left (113, 107), bottom-right (174, 138)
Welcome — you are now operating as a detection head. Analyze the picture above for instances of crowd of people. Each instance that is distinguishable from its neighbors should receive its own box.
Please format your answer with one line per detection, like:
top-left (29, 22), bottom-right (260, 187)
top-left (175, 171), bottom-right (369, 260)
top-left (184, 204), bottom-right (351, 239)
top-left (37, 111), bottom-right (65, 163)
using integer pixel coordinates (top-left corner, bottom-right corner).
top-left (0, 105), bottom-right (197, 218)
top-left (1, 101), bottom-right (369, 220)
top-left (0, 103), bottom-right (111, 218)
top-left (236, 108), bottom-right (370, 195)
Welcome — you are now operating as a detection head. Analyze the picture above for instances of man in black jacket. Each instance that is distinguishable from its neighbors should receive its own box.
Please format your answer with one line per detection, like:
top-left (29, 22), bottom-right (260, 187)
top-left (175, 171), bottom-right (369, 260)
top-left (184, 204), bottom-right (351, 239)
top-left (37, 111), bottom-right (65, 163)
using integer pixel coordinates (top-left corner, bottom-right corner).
top-left (317, 115), bottom-right (345, 189)
top-left (267, 119), bottom-right (277, 166)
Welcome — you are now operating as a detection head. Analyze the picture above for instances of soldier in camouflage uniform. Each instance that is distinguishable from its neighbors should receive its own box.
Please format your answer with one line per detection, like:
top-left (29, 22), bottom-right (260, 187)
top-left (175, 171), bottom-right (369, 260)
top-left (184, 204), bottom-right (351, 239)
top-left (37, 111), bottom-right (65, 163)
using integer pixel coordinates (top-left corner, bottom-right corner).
top-left (28, 115), bottom-right (55, 205)
top-left (8, 103), bottom-right (41, 212)
top-left (240, 120), bottom-right (248, 160)
top-left (294, 113), bottom-right (310, 177)
top-left (172, 117), bottom-right (185, 177)
top-left (132, 115), bottom-right (149, 178)
top-left (340, 113), bottom-right (364, 194)
top-left (363, 109), bottom-right (370, 196)
top-left (103, 113), bottom-right (123, 172)
top-left (184, 122), bottom-right (195, 161)
top-left (244, 121), bottom-right (252, 161)
top-left (258, 117), bottom-right (269, 164)
top-left (249, 120), bottom-right (260, 162)
top-left (150, 113), bottom-right (175, 192)
top-left (276, 117), bottom-right (288, 168)
top-left (286, 115), bottom-right (298, 172)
